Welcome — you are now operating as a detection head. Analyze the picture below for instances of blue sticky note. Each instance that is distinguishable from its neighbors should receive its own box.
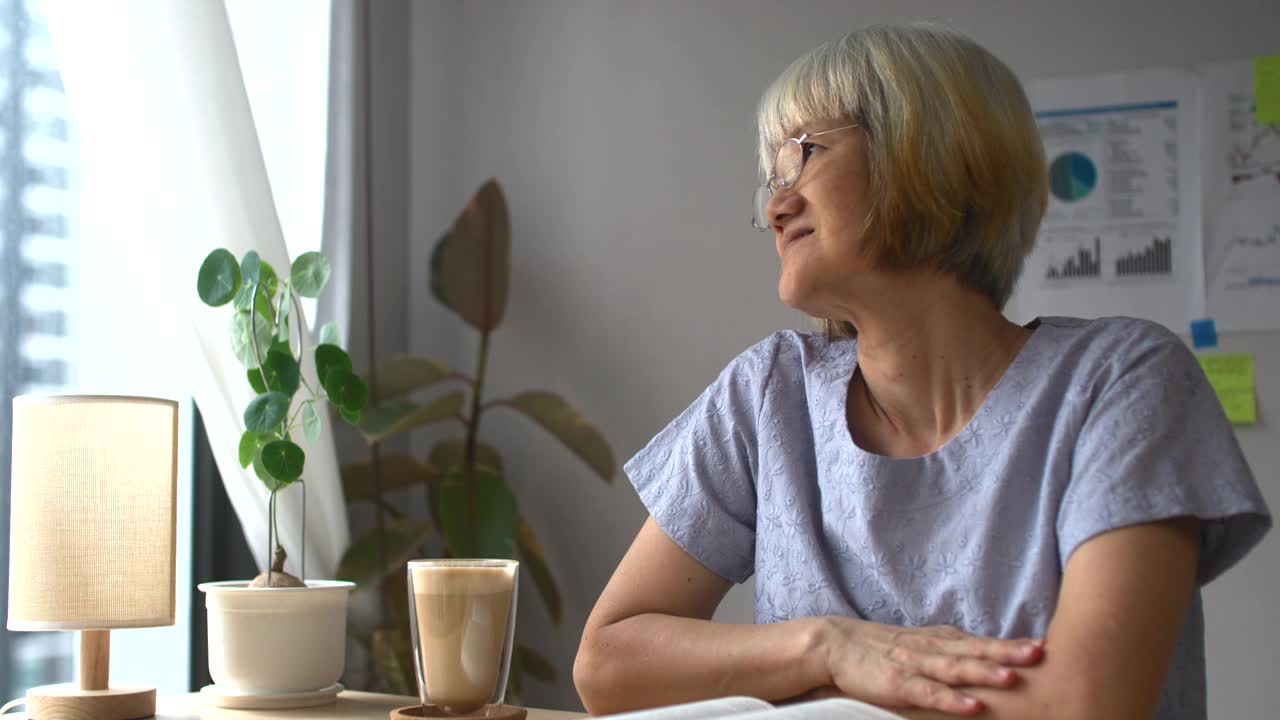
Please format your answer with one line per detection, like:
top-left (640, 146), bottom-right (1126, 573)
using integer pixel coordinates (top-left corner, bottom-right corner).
top-left (1191, 318), bottom-right (1218, 349)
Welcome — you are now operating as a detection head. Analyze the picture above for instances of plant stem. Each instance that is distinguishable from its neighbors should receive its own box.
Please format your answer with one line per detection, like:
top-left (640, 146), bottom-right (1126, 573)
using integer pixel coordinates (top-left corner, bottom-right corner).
top-left (464, 331), bottom-right (491, 555)
top-left (358, 0), bottom-right (387, 618)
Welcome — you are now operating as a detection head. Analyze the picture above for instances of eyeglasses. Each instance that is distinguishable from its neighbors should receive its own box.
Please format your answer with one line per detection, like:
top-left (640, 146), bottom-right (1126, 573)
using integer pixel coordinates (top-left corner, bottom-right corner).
top-left (751, 122), bottom-right (860, 231)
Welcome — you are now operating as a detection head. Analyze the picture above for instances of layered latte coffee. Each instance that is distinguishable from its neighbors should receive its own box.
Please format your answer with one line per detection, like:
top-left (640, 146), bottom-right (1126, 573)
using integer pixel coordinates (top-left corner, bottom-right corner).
top-left (409, 561), bottom-right (518, 714)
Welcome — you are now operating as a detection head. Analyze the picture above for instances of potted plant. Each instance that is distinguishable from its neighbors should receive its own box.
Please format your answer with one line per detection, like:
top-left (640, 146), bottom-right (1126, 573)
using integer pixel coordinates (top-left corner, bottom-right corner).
top-left (335, 180), bottom-right (616, 700)
top-left (194, 248), bottom-right (368, 707)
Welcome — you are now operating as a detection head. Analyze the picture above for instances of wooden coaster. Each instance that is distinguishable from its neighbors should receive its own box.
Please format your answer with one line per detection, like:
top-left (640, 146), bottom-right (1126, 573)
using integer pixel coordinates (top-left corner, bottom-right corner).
top-left (390, 704), bottom-right (527, 720)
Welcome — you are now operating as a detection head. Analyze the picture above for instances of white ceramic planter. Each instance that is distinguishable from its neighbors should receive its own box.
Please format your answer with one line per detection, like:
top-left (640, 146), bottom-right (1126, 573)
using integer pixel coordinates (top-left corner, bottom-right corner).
top-left (199, 580), bottom-right (355, 694)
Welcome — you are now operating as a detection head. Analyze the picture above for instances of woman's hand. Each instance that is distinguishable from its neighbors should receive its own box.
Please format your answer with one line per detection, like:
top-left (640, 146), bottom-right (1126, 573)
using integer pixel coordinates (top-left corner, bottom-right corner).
top-left (811, 617), bottom-right (1045, 715)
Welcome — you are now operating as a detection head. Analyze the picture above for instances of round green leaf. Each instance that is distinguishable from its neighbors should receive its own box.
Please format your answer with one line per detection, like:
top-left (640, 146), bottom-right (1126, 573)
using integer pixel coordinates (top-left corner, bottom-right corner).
top-left (230, 311), bottom-right (275, 369)
top-left (240, 250), bottom-right (261, 283)
top-left (258, 259), bottom-right (279, 299)
top-left (318, 321), bottom-right (340, 347)
top-left (197, 249), bottom-right (240, 306)
top-left (276, 289), bottom-right (292, 342)
top-left (301, 402), bottom-right (321, 444)
top-left (247, 369), bottom-right (267, 394)
top-left (315, 344), bottom-right (352, 387)
top-left (243, 392), bottom-right (290, 433)
top-left (325, 370), bottom-right (368, 413)
top-left (233, 283), bottom-right (273, 323)
top-left (291, 251), bottom-right (331, 298)
top-left (340, 406), bottom-right (362, 425)
top-left (261, 439), bottom-right (305, 483)
top-left (252, 450), bottom-right (287, 492)
top-left (262, 346), bottom-right (301, 397)
top-left (242, 251), bottom-right (280, 298)
top-left (238, 431), bottom-right (257, 469)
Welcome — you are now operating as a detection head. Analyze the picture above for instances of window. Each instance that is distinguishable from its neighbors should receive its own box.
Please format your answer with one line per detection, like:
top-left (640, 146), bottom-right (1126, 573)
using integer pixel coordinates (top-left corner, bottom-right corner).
top-left (0, 0), bottom-right (194, 700)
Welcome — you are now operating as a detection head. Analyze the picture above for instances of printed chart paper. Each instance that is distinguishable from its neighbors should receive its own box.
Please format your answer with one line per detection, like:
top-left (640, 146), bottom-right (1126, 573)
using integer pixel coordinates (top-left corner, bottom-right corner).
top-left (1201, 62), bottom-right (1280, 331)
top-left (1006, 70), bottom-right (1203, 332)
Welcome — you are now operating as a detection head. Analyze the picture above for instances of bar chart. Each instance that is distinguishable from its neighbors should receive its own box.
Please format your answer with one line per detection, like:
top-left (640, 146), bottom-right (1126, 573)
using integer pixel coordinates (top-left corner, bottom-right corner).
top-left (1045, 236), bottom-right (1102, 279)
top-left (1115, 236), bottom-right (1173, 276)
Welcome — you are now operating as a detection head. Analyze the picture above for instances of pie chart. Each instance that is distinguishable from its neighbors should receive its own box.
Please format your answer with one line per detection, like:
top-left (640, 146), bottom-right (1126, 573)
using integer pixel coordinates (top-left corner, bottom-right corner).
top-left (1049, 151), bottom-right (1097, 203)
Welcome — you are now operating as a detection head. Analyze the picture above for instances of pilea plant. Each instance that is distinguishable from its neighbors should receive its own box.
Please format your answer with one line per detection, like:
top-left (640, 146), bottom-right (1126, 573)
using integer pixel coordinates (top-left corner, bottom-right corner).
top-left (336, 179), bottom-right (616, 698)
top-left (197, 248), bottom-right (367, 587)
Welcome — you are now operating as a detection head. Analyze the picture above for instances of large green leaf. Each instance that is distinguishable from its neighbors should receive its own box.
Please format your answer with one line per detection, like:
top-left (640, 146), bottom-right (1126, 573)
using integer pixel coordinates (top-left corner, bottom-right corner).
top-left (426, 441), bottom-right (503, 531)
top-left (359, 391), bottom-right (465, 444)
top-left (428, 438), bottom-right (504, 475)
top-left (197, 248), bottom-right (240, 306)
top-left (370, 628), bottom-right (415, 697)
top-left (514, 643), bottom-right (556, 684)
top-left (516, 516), bottom-right (562, 624)
top-left (243, 392), bottom-right (290, 433)
top-left (503, 390), bottom-right (614, 482)
top-left (507, 649), bottom-right (525, 700)
top-left (261, 439), bottom-right (304, 483)
top-left (439, 466), bottom-right (517, 559)
top-left (335, 519), bottom-right (434, 588)
top-left (342, 455), bottom-right (442, 503)
top-left (370, 353), bottom-right (454, 404)
top-left (429, 179), bottom-right (510, 332)
top-left (229, 310), bottom-right (275, 369)
top-left (291, 251), bottom-right (331, 298)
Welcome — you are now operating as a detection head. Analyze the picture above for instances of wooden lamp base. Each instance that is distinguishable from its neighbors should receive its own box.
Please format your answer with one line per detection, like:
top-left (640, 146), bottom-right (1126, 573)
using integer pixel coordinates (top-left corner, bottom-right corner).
top-left (21, 629), bottom-right (154, 719)
top-left (25, 683), bottom-right (156, 720)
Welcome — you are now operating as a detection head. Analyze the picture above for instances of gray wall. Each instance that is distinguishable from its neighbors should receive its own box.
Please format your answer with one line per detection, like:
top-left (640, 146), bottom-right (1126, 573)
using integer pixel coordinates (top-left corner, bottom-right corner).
top-left (403, 1), bottom-right (1280, 713)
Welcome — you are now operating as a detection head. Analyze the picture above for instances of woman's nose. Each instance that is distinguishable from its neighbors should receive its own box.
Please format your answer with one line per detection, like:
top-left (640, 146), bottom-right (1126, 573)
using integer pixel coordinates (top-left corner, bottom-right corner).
top-left (765, 185), bottom-right (802, 231)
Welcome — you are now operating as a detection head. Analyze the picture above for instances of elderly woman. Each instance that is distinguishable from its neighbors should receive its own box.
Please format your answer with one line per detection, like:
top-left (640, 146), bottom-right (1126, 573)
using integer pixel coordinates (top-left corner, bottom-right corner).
top-left (574, 24), bottom-right (1270, 720)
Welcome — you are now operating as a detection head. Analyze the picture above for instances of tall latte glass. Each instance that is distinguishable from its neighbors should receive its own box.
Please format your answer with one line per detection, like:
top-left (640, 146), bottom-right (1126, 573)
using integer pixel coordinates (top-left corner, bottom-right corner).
top-left (407, 559), bottom-right (520, 715)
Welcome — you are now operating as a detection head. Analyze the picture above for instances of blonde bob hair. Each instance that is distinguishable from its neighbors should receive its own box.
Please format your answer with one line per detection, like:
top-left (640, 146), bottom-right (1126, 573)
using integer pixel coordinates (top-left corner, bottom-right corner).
top-left (756, 24), bottom-right (1047, 339)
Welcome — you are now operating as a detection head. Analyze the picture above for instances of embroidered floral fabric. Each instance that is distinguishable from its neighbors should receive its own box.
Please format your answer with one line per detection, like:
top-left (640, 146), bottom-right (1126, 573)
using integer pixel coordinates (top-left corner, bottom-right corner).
top-left (625, 316), bottom-right (1271, 720)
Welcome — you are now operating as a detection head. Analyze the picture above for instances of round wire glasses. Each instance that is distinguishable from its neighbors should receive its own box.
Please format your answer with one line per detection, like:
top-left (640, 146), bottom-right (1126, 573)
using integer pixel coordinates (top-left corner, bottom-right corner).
top-left (751, 122), bottom-right (860, 231)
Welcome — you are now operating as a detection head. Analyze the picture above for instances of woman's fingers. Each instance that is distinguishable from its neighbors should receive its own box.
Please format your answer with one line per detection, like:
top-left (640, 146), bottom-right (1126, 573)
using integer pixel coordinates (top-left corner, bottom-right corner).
top-left (900, 676), bottom-right (984, 716)
top-left (907, 627), bottom-right (1045, 666)
top-left (913, 652), bottom-right (1019, 688)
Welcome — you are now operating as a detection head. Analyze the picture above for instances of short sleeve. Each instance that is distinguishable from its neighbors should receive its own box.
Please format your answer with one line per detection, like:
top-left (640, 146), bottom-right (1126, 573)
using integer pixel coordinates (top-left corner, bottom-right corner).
top-left (623, 337), bottom-right (779, 583)
top-left (1059, 327), bottom-right (1271, 584)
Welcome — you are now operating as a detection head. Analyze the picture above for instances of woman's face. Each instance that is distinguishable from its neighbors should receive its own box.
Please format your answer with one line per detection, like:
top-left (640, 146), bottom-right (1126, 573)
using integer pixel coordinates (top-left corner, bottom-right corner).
top-left (765, 119), bottom-right (876, 319)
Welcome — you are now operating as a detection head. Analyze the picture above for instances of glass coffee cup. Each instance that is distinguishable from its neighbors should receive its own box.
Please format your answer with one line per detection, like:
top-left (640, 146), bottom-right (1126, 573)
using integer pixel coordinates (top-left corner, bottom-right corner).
top-left (406, 559), bottom-right (520, 715)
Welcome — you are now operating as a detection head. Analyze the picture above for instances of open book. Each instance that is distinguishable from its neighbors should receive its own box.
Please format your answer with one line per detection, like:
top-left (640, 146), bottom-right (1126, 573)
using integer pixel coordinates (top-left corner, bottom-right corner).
top-left (595, 696), bottom-right (907, 719)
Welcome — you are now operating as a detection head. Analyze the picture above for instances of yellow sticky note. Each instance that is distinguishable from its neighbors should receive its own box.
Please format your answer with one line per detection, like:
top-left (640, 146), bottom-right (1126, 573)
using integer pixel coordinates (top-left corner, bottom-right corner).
top-left (1198, 353), bottom-right (1257, 425)
top-left (1255, 55), bottom-right (1280, 124)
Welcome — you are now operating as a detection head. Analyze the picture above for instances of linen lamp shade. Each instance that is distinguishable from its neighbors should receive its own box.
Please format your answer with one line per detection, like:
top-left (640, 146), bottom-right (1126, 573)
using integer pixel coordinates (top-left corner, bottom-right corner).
top-left (7, 394), bottom-right (178, 719)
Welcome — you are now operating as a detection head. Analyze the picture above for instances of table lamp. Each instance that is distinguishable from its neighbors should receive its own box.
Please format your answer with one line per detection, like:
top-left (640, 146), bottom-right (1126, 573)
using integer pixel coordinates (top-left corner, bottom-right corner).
top-left (7, 395), bottom-right (178, 720)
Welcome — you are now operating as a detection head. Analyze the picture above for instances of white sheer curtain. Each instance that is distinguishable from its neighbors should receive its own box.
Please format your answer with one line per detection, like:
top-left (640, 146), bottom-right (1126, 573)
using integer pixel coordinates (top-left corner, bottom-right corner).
top-left (42, 0), bottom-right (350, 578)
